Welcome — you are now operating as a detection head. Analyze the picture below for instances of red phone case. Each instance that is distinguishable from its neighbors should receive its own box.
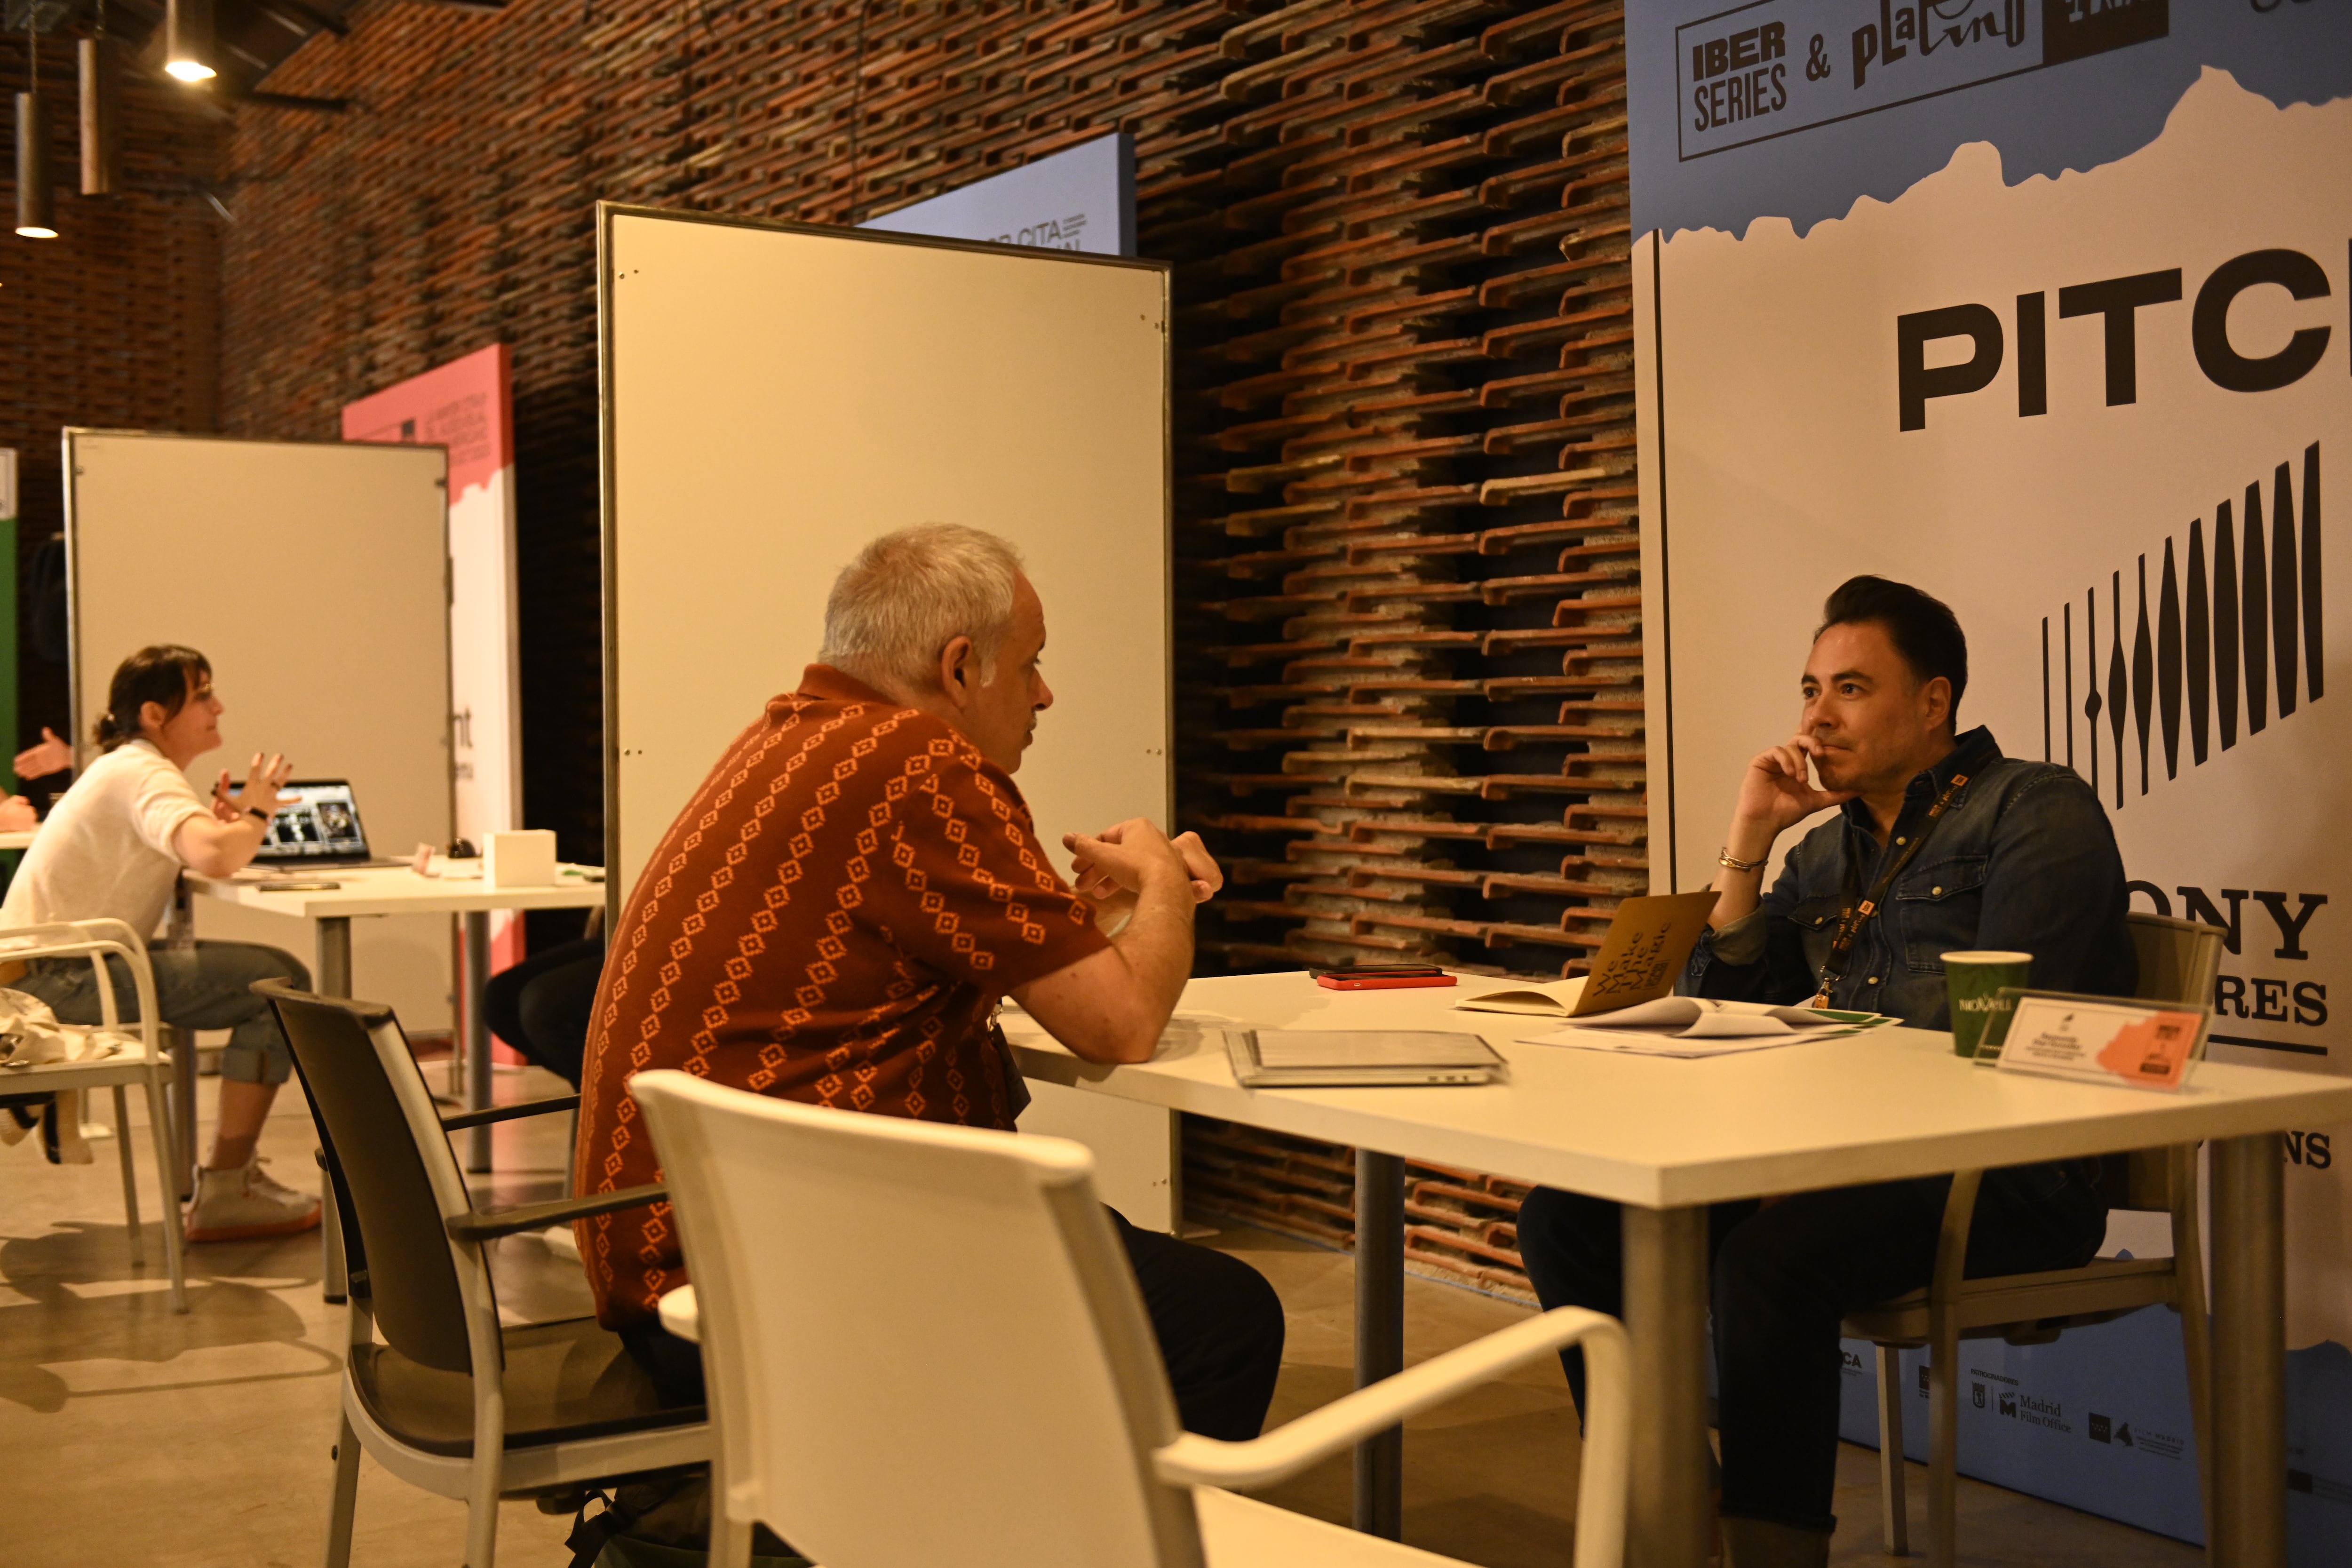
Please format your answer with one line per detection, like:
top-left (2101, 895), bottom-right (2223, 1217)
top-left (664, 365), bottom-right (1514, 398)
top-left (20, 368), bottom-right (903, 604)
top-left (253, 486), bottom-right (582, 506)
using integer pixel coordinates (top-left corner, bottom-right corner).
top-left (1315, 972), bottom-right (1457, 990)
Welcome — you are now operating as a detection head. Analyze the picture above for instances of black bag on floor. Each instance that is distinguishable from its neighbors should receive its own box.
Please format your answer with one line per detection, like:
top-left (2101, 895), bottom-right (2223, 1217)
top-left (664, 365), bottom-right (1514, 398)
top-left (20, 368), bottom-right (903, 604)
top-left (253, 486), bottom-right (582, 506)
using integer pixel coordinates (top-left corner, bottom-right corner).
top-left (558, 1469), bottom-right (810, 1568)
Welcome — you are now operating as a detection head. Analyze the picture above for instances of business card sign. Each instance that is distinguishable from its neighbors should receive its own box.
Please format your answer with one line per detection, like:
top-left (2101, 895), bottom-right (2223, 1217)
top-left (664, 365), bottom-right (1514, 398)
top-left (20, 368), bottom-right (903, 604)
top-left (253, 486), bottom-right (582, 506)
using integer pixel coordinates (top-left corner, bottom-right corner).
top-left (1676, 0), bottom-right (2168, 164)
top-left (860, 131), bottom-right (1135, 257)
top-left (1992, 993), bottom-right (2206, 1091)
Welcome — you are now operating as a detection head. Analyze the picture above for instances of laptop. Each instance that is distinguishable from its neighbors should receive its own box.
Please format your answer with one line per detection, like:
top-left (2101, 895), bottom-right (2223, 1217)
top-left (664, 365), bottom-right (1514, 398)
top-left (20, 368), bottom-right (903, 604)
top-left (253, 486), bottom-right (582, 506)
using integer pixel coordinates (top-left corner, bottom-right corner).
top-left (1221, 1027), bottom-right (1508, 1088)
top-left (251, 780), bottom-right (411, 868)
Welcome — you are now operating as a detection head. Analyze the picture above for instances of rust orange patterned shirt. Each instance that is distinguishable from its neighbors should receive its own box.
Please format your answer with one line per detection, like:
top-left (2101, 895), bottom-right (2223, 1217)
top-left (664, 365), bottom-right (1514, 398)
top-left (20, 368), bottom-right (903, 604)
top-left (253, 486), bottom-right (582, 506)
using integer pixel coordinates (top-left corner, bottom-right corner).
top-left (575, 664), bottom-right (1111, 1329)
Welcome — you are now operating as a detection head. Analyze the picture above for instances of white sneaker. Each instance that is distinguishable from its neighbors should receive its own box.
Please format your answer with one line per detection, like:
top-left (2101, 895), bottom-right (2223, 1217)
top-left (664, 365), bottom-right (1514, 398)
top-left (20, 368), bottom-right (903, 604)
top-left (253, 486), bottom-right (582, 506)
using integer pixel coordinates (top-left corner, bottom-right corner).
top-left (185, 1155), bottom-right (322, 1242)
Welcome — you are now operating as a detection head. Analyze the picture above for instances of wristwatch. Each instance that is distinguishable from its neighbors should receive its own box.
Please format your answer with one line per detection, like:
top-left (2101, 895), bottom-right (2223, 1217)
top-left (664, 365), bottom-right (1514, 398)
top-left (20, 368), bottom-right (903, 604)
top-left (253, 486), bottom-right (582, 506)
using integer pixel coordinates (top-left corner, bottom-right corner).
top-left (246, 806), bottom-right (272, 825)
top-left (1717, 846), bottom-right (1768, 872)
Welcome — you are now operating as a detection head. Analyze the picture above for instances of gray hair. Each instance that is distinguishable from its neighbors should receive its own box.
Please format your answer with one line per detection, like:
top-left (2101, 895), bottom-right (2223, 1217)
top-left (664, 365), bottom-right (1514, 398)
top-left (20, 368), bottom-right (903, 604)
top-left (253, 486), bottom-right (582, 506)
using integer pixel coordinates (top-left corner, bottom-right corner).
top-left (819, 524), bottom-right (1026, 696)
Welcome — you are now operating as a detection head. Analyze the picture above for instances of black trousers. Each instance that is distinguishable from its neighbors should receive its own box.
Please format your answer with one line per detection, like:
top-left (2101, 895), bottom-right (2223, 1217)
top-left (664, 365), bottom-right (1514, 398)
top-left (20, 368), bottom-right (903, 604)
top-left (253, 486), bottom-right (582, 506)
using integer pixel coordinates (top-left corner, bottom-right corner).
top-left (480, 936), bottom-right (604, 1088)
top-left (1514, 1172), bottom-right (2105, 1534)
top-left (621, 1205), bottom-right (1286, 1443)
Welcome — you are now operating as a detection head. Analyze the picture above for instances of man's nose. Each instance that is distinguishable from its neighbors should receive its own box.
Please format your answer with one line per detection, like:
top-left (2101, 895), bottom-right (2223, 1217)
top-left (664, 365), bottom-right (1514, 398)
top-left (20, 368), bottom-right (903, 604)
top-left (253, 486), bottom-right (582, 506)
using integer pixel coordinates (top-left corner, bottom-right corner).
top-left (1035, 674), bottom-right (1055, 712)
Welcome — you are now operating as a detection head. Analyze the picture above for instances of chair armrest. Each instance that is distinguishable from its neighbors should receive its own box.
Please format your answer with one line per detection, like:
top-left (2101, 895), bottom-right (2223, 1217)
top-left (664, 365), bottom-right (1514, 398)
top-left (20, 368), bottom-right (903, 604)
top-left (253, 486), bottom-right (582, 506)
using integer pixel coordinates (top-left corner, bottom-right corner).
top-left (440, 1094), bottom-right (580, 1131)
top-left (1153, 1306), bottom-right (1627, 1491)
top-left (444, 1182), bottom-right (666, 1243)
top-left (658, 1284), bottom-right (699, 1344)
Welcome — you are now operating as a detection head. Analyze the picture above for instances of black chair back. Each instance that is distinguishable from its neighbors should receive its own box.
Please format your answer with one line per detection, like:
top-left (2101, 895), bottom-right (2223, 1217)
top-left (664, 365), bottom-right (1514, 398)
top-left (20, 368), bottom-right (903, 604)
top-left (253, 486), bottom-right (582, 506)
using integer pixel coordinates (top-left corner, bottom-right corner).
top-left (259, 981), bottom-right (478, 1375)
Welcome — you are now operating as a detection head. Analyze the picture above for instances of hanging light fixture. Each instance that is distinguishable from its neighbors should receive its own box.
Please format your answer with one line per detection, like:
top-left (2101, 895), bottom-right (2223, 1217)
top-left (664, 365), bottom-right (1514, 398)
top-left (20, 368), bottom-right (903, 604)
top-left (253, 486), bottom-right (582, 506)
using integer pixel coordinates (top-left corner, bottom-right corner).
top-left (164, 0), bottom-right (215, 83)
top-left (16, 15), bottom-right (56, 240)
top-left (79, 0), bottom-right (119, 196)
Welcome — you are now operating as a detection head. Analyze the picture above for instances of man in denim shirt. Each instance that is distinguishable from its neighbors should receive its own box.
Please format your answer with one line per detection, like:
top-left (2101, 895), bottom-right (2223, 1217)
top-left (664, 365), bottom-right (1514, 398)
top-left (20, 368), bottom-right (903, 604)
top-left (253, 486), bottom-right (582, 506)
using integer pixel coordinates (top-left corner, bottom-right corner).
top-left (1516, 577), bottom-right (2132, 1568)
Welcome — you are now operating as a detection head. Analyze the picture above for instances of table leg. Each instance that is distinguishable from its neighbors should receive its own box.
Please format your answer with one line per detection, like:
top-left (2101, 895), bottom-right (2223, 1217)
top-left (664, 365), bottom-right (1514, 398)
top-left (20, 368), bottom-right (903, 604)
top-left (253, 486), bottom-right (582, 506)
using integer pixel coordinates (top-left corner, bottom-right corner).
top-left (170, 1025), bottom-right (198, 1202)
top-left (1624, 1204), bottom-right (1712, 1568)
top-left (461, 911), bottom-right (493, 1173)
top-left (315, 918), bottom-right (352, 998)
top-left (316, 918), bottom-right (352, 1304)
top-left (1354, 1147), bottom-right (1406, 1539)
top-left (2210, 1133), bottom-right (2286, 1568)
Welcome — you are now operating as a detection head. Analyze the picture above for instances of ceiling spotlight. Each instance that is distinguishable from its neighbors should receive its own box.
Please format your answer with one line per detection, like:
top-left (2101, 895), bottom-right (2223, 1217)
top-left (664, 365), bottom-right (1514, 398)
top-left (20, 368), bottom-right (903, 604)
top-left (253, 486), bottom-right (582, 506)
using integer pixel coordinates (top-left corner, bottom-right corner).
top-left (16, 101), bottom-right (55, 237)
top-left (16, 22), bottom-right (55, 240)
top-left (81, 1), bottom-right (120, 196)
top-left (165, 0), bottom-right (215, 83)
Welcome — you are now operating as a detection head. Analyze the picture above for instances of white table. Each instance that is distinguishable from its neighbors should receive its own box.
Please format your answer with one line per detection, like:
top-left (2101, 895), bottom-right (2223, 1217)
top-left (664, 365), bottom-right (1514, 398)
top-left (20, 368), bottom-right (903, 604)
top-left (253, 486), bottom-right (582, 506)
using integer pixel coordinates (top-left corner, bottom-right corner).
top-left (1006, 971), bottom-right (2352, 1568)
top-left (188, 864), bottom-right (605, 1170)
top-left (0, 828), bottom-right (37, 851)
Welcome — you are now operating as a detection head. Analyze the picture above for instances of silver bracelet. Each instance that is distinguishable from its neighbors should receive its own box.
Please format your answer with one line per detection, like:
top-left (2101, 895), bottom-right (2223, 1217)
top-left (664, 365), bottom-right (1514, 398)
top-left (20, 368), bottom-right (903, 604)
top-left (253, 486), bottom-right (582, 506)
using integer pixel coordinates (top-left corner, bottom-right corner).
top-left (1717, 846), bottom-right (1767, 873)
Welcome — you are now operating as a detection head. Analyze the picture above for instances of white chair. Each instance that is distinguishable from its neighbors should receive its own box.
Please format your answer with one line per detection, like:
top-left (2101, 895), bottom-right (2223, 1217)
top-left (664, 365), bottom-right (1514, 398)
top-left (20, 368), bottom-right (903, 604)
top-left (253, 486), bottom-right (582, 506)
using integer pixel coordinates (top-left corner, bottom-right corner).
top-left (258, 983), bottom-right (708, 1568)
top-left (629, 1067), bottom-right (1632, 1568)
top-left (1844, 911), bottom-right (2224, 1565)
top-left (0, 918), bottom-right (187, 1312)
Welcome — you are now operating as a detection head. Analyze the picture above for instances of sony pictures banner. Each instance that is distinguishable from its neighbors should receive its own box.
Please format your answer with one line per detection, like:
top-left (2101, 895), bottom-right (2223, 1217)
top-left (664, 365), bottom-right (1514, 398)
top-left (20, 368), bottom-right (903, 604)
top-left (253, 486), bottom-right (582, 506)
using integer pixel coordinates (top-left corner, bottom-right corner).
top-left (1629, 0), bottom-right (2352, 1552)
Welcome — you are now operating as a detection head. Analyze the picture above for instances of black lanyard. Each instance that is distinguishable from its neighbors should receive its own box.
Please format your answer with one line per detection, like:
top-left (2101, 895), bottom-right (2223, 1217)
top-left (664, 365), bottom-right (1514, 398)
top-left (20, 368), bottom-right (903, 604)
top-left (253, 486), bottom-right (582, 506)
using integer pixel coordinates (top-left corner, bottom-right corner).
top-left (1809, 772), bottom-right (1971, 1008)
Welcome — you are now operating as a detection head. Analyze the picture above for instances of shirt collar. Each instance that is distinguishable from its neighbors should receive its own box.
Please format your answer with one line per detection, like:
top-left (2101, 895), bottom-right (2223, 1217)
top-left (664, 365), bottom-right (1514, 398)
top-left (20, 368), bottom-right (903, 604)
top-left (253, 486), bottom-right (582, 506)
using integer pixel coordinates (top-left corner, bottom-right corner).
top-left (1839, 725), bottom-right (2002, 830)
top-left (792, 664), bottom-right (897, 707)
top-left (780, 664), bottom-right (1035, 810)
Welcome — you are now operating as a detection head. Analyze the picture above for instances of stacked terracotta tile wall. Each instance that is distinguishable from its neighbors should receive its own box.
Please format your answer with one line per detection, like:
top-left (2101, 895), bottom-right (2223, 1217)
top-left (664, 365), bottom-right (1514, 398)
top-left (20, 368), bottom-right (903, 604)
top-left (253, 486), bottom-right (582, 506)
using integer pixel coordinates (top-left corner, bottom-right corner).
top-left (217, 0), bottom-right (1638, 1297)
top-left (0, 48), bottom-right (219, 760)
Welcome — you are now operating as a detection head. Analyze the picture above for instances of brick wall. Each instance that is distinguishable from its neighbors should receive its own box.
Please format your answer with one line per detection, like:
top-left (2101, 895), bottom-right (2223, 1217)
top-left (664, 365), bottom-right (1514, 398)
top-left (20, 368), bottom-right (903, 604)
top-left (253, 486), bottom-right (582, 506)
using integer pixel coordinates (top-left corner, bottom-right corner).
top-left (216, 0), bottom-right (1641, 1296)
top-left (0, 47), bottom-right (219, 765)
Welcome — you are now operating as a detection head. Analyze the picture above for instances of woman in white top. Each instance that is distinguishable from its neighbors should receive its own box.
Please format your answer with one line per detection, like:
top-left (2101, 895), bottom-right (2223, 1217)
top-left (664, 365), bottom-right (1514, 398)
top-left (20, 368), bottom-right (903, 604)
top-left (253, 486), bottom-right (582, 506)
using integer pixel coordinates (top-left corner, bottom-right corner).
top-left (4, 645), bottom-right (319, 1241)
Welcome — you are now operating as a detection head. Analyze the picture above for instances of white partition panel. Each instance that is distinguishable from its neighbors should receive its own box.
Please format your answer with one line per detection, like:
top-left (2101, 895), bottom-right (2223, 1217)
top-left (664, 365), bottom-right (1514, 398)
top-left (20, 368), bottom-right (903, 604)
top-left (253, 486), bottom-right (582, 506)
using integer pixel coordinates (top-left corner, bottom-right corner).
top-left (601, 207), bottom-right (1177, 1228)
top-left (66, 431), bottom-right (454, 1028)
top-left (600, 205), bottom-right (1171, 895)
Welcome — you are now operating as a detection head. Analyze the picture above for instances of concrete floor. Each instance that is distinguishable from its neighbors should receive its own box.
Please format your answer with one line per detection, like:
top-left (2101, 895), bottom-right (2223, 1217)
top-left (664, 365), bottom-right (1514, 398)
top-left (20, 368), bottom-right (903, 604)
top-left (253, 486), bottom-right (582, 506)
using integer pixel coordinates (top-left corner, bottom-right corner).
top-left (0, 1067), bottom-right (2205, 1567)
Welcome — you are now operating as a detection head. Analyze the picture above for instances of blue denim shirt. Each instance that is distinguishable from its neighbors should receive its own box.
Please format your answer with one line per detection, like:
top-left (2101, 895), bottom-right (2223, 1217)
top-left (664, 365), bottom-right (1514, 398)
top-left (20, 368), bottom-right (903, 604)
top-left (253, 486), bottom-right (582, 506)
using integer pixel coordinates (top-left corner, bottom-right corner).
top-left (1685, 726), bottom-right (2136, 1025)
top-left (1682, 726), bottom-right (2133, 1230)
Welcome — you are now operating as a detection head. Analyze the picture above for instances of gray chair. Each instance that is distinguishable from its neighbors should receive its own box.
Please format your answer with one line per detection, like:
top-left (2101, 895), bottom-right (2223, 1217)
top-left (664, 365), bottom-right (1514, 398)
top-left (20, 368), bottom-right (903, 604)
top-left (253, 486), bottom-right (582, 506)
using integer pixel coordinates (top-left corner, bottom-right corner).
top-left (1843, 911), bottom-right (2222, 1566)
top-left (258, 981), bottom-right (707, 1568)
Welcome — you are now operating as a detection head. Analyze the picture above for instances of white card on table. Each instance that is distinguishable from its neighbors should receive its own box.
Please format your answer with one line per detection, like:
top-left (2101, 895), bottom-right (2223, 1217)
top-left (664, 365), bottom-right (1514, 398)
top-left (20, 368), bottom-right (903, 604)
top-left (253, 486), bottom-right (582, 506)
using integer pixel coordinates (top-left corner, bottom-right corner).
top-left (1991, 995), bottom-right (2206, 1092)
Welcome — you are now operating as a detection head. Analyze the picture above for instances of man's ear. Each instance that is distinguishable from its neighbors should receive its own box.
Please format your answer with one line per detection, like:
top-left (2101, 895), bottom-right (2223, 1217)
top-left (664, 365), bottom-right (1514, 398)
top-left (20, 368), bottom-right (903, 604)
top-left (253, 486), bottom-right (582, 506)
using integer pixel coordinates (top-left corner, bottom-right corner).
top-left (1921, 675), bottom-right (1952, 731)
top-left (936, 635), bottom-right (978, 708)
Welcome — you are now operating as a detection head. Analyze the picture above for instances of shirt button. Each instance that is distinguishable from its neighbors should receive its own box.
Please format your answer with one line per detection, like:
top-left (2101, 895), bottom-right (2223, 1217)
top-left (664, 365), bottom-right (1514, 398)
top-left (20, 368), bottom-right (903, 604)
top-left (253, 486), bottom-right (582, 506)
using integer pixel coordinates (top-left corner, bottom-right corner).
top-left (1931, 886), bottom-right (1942, 896)
top-left (1896, 836), bottom-right (1908, 845)
top-left (1867, 976), bottom-right (1880, 985)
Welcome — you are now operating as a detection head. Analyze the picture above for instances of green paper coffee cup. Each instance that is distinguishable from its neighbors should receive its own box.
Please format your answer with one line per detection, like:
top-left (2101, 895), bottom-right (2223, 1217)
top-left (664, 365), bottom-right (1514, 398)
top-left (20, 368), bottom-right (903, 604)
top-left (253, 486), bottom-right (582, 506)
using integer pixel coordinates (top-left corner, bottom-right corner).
top-left (1944, 951), bottom-right (2033, 1058)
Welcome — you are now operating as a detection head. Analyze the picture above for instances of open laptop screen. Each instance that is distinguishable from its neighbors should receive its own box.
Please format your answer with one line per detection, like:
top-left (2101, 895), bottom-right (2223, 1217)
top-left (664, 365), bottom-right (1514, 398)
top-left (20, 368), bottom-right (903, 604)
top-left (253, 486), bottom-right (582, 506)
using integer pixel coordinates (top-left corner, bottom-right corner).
top-left (254, 781), bottom-right (372, 863)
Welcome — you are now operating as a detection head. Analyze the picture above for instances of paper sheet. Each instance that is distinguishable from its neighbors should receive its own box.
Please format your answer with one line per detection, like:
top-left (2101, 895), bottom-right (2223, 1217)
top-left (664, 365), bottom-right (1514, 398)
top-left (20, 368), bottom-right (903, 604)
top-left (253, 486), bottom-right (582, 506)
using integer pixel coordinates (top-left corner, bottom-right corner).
top-left (1521, 1003), bottom-right (1891, 1058)
top-left (1571, 997), bottom-right (1861, 1038)
top-left (1519, 1027), bottom-right (1820, 1059)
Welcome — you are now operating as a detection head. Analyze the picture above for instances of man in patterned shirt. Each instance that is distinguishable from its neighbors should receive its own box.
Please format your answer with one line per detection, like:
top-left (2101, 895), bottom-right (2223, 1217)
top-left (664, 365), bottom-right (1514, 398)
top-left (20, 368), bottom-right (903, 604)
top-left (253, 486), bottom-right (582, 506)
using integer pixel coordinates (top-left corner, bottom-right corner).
top-left (576, 524), bottom-right (1285, 1440)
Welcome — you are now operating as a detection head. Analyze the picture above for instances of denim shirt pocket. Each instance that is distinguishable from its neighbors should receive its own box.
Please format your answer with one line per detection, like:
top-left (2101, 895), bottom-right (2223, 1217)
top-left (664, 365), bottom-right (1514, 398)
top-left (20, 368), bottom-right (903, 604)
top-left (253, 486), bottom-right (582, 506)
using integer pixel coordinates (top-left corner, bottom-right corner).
top-left (1893, 853), bottom-right (1989, 973)
top-left (1783, 893), bottom-right (1846, 984)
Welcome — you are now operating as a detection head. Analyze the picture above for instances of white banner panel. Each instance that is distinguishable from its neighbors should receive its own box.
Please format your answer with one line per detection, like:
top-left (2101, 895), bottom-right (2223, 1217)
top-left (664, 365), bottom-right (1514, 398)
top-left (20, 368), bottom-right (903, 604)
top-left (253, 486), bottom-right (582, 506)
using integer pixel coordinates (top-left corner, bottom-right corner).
top-left (341, 346), bottom-right (521, 861)
top-left (860, 131), bottom-right (1133, 256)
top-left (342, 347), bottom-right (527, 1023)
top-left (1631, 0), bottom-right (2352, 1549)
